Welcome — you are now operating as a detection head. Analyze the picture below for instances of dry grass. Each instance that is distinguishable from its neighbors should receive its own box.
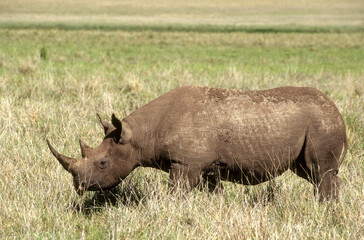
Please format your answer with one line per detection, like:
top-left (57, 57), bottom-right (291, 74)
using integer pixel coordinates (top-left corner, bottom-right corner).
top-left (1, 0), bottom-right (363, 27)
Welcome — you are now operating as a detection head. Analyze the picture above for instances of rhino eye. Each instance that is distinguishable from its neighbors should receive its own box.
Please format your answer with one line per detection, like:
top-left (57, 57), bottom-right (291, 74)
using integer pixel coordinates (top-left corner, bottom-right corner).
top-left (96, 159), bottom-right (109, 170)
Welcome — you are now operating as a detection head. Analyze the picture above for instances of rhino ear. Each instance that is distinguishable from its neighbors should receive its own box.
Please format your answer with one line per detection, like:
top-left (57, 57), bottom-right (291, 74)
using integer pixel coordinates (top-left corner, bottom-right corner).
top-left (111, 113), bottom-right (122, 142)
top-left (111, 113), bottom-right (132, 144)
top-left (97, 113), bottom-right (115, 136)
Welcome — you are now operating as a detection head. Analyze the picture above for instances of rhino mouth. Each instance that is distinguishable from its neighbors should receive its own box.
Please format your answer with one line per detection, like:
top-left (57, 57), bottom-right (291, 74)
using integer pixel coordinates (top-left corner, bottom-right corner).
top-left (77, 182), bottom-right (120, 195)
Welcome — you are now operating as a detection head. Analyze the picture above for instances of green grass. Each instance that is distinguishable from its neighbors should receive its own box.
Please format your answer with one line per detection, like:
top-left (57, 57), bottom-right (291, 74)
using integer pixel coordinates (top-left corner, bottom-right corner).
top-left (1, 22), bottom-right (364, 33)
top-left (0, 28), bottom-right (363, 239)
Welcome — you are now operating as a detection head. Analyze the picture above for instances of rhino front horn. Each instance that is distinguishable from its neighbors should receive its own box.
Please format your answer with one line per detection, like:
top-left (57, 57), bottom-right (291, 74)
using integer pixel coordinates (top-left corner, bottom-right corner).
top-left (46, 139), bottom-right (78, 173)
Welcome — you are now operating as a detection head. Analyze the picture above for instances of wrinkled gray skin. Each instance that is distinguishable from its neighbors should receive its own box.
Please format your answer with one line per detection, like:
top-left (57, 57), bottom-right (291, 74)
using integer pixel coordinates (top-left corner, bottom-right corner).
top-left (47, 86), bottom-right (348, 201)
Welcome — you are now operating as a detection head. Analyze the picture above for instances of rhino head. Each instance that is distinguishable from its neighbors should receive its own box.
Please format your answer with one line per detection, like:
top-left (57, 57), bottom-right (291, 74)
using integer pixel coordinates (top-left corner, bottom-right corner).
top-left (47, 114), bottom-right (137, 195)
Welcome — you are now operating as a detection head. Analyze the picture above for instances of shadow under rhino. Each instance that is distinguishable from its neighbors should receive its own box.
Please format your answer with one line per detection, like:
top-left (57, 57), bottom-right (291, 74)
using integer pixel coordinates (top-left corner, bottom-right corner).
top-left (70, 180), bottom-right (147, 215)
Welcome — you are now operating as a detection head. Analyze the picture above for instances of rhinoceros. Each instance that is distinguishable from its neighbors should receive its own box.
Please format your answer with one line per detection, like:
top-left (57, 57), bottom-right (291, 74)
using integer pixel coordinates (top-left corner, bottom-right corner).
top-left (47, 86), bottom-right (347, 200)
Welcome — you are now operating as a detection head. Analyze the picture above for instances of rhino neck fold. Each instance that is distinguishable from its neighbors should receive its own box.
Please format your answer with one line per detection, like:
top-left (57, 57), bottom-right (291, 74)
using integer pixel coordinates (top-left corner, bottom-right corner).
top-left (123, 115), bottom-right (157, 167)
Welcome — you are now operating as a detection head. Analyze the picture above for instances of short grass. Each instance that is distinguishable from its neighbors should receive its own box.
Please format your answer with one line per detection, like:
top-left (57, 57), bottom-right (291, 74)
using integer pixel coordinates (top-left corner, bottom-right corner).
top-left (0, 28), bottom-right (363, 239)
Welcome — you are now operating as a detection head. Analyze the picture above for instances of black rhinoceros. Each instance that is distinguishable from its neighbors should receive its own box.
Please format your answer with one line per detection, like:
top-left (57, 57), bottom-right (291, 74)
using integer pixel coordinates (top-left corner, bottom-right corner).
top-left (47, 86), bottom-right (347, 201)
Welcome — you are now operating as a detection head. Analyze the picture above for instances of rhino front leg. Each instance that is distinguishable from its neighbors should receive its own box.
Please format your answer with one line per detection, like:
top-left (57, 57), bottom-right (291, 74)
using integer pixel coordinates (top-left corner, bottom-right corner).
top-left (168, 163), bottom-right (201, 193)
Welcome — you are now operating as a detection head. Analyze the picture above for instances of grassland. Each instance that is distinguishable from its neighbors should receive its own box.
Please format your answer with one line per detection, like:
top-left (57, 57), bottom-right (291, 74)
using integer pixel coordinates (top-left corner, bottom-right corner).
top-left (0, 0), bottom-right (363, 239)
top-left (0, 28), bottom-right (363, 239)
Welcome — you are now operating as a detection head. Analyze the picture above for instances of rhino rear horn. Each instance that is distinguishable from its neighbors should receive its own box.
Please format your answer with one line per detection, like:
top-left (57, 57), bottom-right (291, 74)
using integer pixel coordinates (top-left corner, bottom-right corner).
top-left (79, 138), bottom-right (92, 158)
top-left (46, 139), bottom-right (78, 173)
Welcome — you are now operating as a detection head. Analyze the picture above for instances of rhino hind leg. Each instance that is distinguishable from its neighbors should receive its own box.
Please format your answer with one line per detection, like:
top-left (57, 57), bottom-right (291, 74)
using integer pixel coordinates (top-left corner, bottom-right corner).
top-left (291, 136), bottom-right (342, 201)
top-left (311, 140), bottom-right (343, 201)
top-left (317, 169), bottom-right (340, 201)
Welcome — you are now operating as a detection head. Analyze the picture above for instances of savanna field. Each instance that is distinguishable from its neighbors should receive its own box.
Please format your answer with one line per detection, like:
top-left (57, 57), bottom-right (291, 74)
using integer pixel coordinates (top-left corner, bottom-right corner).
top-left (0, 1), bottom-right (363, 239)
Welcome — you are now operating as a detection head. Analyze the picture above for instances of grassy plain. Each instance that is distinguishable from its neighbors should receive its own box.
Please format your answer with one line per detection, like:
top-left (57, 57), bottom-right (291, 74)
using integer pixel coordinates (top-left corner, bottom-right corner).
top-left (0, 29), bottom-right (363, 239)
top-left (0, 0), bottom-right (364, 239)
